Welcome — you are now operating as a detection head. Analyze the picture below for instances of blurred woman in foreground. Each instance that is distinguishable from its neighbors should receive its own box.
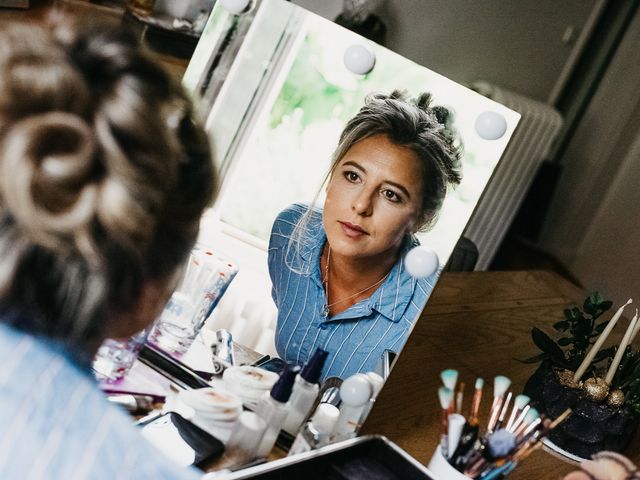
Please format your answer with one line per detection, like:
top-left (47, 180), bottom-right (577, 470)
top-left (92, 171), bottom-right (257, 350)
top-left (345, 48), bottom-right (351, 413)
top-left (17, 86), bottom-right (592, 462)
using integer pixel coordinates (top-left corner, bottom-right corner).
top-left (0, 21), bottom-right (215, 478)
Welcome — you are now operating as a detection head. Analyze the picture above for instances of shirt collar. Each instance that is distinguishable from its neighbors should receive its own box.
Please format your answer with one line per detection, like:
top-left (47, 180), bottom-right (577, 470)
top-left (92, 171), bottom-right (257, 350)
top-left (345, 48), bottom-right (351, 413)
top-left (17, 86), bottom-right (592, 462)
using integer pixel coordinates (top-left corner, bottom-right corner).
top-left (319, 235), bottom-right (419, 324)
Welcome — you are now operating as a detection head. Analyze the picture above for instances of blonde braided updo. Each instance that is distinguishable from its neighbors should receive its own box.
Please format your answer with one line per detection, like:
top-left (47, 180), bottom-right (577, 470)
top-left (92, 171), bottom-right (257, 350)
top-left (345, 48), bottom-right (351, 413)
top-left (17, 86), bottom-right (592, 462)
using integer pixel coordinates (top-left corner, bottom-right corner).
top-left (0, 21), bottom-right (216, 346)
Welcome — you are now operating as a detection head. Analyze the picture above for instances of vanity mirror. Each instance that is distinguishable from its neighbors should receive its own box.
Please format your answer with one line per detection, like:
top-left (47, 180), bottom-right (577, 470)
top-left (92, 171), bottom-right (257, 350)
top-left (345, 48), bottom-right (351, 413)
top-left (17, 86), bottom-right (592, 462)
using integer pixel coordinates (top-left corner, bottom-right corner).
top-left (144, 0), bottom-right (519, 446)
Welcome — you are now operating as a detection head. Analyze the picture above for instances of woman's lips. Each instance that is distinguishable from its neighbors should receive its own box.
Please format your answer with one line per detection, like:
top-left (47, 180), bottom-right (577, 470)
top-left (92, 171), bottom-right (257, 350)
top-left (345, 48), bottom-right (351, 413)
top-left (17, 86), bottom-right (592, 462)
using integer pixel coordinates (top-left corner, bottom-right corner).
top-left (338, 221), bottom-right (368, 238)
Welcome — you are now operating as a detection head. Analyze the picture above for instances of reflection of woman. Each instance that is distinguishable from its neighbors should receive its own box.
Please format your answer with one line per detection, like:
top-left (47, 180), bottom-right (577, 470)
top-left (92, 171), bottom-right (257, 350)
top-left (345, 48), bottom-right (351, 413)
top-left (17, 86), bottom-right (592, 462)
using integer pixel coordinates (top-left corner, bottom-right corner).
top-left (0, 23), bottom-right (214, 477)
top-left (269, 91), bottom-right (462, 379)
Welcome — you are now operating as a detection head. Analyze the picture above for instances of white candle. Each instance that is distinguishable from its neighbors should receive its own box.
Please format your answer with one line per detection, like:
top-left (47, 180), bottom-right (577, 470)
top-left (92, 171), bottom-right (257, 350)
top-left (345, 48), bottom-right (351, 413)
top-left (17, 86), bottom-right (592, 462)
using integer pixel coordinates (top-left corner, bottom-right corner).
top-left (573, 298), bottom-right (632, 383)
top-left (630, 309), bottom-right (640, 344)
top-left (605, 311), bottom-right (639, 384)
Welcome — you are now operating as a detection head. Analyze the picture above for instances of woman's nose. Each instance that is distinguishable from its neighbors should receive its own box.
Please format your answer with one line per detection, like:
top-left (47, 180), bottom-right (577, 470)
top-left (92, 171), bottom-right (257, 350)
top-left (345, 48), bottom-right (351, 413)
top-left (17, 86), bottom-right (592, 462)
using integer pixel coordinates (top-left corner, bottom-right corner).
top-left (352, 189), bottom-right (374, 215)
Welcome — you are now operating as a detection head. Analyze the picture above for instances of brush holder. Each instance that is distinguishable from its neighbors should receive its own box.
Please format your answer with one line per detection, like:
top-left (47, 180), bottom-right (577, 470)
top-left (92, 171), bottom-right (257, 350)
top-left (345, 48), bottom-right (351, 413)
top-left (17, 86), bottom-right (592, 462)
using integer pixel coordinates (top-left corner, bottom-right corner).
top-left (427, 445), bottom-right (471, 479)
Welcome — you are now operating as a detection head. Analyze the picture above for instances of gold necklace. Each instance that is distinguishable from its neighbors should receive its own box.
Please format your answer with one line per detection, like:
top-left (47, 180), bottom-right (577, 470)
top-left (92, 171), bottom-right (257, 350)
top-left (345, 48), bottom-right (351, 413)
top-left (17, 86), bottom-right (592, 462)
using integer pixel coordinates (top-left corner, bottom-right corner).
top-left (322, 247), bottom-right (390, 318)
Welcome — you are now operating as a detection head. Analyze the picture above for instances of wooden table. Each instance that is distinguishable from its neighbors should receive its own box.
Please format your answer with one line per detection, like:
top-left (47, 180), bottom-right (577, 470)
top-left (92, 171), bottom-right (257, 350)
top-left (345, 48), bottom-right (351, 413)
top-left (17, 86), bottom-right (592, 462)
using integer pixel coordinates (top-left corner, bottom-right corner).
top-left (362, 270), bottom-right (639, 479)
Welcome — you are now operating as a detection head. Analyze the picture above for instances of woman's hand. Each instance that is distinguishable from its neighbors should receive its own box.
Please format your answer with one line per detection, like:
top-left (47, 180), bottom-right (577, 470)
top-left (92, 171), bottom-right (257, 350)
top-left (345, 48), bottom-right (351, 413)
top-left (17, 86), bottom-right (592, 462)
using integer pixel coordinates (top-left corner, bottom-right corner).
top-left (563, 452), bottom-right (639, 480)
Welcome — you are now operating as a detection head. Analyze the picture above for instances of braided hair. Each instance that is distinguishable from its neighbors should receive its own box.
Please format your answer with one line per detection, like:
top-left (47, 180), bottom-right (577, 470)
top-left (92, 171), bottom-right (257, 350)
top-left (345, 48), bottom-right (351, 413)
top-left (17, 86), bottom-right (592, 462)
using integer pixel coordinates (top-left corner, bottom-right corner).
top-left (0, 21), bottom-right (216, 347)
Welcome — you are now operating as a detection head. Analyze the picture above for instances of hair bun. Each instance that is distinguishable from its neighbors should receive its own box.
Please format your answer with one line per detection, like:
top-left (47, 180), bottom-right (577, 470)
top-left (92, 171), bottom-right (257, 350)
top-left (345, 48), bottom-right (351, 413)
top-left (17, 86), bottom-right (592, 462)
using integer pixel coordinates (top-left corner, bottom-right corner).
top-left (0, 111), bottom-right (98, 255)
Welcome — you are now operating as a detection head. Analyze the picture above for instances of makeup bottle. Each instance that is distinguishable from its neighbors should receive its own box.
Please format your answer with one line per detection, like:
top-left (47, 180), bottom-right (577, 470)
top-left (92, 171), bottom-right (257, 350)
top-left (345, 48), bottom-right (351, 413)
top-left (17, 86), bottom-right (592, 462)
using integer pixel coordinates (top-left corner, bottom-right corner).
top-left (358, 372), bottom-right (384, 423)
top-left (332, 373), bottom-right (374, 441)
top-left (282, 348), bottom-right (328, 436)
top-left (255, 365), bottom-right (299, 458)
top-left (288, 403), bottom-right (340, 456)
top-left (223, 411), bottom-right (267, 466)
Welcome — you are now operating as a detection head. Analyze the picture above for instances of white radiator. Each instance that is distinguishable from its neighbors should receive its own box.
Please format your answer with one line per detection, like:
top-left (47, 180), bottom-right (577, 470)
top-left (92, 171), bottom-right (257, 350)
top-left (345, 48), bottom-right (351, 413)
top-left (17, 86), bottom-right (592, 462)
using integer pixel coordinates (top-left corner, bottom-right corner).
top-left (465, 82), bottom-right (563, 270)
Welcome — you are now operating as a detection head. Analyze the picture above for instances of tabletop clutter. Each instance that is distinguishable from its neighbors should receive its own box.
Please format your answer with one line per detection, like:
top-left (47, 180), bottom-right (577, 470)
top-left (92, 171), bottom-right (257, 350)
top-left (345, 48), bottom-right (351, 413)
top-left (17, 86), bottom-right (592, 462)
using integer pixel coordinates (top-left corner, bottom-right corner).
top-left (167, 347), bottom-right (385, 468)
top-left (93, 247), bottom-right (238, 382)
top-left (92, 244), bottom-right (392, 470)
top-left (428, 369), bottom-right (572, 479)
top-left (92, 244), bottom-right (640, 476)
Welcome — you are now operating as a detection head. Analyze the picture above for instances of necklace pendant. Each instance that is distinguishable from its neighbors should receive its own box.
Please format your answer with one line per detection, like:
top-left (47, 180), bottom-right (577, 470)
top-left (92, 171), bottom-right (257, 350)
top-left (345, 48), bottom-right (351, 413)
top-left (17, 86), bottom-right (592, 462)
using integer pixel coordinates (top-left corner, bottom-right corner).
top-left (322, 304), bottom-right (330, 318)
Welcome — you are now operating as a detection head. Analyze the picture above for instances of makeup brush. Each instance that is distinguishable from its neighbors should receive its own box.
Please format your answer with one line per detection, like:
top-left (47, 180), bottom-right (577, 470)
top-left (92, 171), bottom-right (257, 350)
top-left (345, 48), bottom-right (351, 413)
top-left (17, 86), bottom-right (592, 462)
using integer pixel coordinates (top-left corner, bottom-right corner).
top-left (438, 386), bottom-right (454, 457)
top-left (508, 404), bottom-right (531, 433)
top-left (465, 427), bottom-right (518, 477)
top-left (494, 391), bottom-right (512, 431)
top-left (470, 378), bottom-right (484, 424)
top-left (479, 441), bottom-right (544, 480)
top-left (450, 378), bottom-right (485, 470)
top-left (447, 413), bottom-right (466, 460)
top-left (440, 369), bottom-right (459, 390)
top-left (455, 382), bottom-right (465, 414)
top-left (513, 408), bottom-right (540, 439)
top-left (486, 376), bottom-right (511, 434)
top-left (505, 394), bottom-right (530, 431)
top-left (441, 369), bottom-right (458, 413)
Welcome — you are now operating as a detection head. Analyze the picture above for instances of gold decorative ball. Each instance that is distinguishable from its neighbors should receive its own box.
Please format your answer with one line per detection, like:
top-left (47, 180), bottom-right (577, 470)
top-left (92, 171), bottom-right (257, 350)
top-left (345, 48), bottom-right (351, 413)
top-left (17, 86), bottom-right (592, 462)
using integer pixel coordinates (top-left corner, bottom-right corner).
top-left (583, 377), bottom-right (609, 402)
top-left (606, 389), bottom-right (625, 408)
top-left (557, 369), bottom-right (581, 389)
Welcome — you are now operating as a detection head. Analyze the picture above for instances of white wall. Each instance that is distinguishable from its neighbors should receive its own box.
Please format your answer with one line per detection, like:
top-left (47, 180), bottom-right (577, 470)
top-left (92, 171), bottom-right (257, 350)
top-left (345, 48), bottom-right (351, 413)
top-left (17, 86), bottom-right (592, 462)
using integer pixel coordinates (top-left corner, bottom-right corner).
top-left (294, 0), bottom-right (598, 102)
top-left (539, 8), bottom-right (640, 304)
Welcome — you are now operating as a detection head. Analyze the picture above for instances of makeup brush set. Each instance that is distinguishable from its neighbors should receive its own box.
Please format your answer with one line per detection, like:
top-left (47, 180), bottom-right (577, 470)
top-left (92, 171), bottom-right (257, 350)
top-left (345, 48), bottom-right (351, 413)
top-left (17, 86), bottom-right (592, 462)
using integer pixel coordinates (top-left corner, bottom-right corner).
top-left (429, 369), bottom-right (572, 479)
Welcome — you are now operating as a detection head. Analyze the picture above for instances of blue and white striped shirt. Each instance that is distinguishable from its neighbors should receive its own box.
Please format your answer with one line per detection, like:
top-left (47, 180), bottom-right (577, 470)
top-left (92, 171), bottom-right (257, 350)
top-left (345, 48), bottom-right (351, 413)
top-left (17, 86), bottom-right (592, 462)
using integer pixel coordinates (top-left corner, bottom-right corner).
top-left (268, 203), bottom-right (435, 380)
top-left (0, 318), bottom-right (201, 480)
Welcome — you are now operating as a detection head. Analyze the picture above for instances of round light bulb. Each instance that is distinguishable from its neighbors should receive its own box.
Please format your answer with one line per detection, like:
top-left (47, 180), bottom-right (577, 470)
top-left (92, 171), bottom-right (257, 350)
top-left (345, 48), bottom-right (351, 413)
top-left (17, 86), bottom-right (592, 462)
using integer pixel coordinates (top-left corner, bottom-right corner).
top-left (404, 245), bottom-right (439, 279)
top-left (343, 44), bottom-right (376, 75)
top-left (340, 373), bottom-right (373, 406)
top-left (219, 0), bottom-right (252, 15)
top-left (475, 111), bottom-right (507, 140)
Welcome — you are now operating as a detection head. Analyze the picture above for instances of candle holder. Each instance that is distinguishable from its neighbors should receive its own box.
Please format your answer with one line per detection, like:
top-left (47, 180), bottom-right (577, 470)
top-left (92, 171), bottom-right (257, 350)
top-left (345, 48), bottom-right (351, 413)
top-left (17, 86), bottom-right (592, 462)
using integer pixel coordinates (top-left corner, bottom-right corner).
top-left (520, 292), bottom-right (640, 459)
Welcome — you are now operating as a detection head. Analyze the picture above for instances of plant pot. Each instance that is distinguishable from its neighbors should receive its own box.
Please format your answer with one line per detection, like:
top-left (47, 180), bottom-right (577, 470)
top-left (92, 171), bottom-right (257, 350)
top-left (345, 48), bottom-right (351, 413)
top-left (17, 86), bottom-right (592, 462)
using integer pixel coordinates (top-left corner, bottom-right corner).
top-left (524, 362), bottom-right (638, 459)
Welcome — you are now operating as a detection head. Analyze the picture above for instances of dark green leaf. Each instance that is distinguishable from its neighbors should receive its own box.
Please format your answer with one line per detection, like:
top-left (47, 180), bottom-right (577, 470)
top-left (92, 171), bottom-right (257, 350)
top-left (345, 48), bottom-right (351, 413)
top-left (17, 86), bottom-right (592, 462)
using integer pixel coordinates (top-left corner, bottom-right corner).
top-left (553, 320), bottom-right (570, 332)
top-left (597, 300), bottom-right (613, 312)
top-left (593, 346), bottom-right (617, 363)
top-left (594, 320), bottom-right (610, 334)
top-left (584, 296), bottom-right (597, 315)
top-left (515, 353), bottom-right (549, 364)
top-left (531, 327), bottom-right (566, 362)
top-left (558, 337), bottom-right (573, 346)
top-left (563, 308), bottom-right (574, 321)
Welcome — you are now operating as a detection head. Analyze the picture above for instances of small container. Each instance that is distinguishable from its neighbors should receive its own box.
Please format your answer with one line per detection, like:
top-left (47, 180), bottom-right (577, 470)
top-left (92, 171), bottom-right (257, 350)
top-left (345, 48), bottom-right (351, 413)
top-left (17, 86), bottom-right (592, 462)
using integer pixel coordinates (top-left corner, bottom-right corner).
top-left (224, 411), bottom-right (267, 466)
top-left (332, 373), bottom-right (373, 441)
top-left (178, 387), bottom-right (243, 444)
top-left (282, 348), bottom-right (328, 435)
top-left (427, 445), bottom-right (470, 479)
top-left (288, 403), bottom-right (339, 456)
top-left (93, 326), bottom-right (151, 381)
top-left (222, 366), bottom-right (279, 409)
top-left (148, 292), bottom-right (196, 355)
top-left (255, 365), bottom-right (299, 457)
top-left (149, 250), bottom-right (238, 355)
top-left (359, 372), bottom-right (384, 423)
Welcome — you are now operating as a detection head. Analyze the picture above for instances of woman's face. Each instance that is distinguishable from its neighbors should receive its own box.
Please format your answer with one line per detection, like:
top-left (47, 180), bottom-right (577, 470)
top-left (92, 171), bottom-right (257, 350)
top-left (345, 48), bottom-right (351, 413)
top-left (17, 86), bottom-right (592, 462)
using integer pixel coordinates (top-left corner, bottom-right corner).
top-left (323, 134), bottom-right (424, 261)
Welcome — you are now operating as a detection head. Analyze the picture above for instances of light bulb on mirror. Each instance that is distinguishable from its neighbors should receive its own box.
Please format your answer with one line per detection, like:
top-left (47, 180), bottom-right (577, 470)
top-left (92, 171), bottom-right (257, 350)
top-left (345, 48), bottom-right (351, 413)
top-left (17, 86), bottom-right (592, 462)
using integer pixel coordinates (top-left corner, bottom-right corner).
top-left (340, 373), bottom-right (373, 406)
top-left (404, 245), bottom-right (439, 279)
top-left (343, 44), bottom-right (376, 75)
top-left (474, 111), bottom-right (507, 140)
top-left (219, 0), bottom-right (252, 15)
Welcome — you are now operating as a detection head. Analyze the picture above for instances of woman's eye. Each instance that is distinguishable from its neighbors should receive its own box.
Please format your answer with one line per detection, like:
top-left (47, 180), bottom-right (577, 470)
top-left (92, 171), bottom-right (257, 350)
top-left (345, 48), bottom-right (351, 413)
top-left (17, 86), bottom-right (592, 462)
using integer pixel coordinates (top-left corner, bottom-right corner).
top-left (382, 189), bottom-right (400, 202)
top-left (344, 171), bottom-right (360, 182)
